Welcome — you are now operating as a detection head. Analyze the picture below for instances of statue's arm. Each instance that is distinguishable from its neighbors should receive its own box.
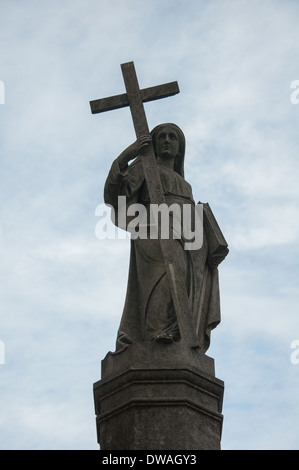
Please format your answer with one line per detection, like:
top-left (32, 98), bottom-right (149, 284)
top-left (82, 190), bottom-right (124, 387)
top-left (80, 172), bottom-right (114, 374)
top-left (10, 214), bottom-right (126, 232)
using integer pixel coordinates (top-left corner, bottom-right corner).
top-left (104, 135), bottom-right (151, 206)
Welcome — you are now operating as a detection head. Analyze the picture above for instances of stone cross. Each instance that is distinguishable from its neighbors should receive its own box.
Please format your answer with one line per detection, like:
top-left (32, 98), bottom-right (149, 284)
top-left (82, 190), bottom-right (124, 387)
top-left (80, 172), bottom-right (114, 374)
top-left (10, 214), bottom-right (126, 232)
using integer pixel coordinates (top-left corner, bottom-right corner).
top-left (90, 61), bottom-right (199, 348)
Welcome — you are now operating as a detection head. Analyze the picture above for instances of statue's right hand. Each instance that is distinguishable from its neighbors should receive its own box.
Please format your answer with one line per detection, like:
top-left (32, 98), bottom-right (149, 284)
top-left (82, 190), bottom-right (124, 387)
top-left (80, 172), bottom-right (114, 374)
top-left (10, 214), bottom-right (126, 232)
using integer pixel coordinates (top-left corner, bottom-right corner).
top-left (128, 135), bottom-right (152, 159)
top-left (137, 134), bottom-right (152, 154)
top-left (118, 135), bottom-right (152, 170)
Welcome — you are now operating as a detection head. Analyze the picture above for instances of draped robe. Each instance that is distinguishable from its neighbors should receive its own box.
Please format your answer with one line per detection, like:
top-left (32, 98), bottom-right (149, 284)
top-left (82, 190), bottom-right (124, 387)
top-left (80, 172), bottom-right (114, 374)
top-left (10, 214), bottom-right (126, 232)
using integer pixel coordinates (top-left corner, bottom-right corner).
top-left (104, 155), bottom-right (228, 353)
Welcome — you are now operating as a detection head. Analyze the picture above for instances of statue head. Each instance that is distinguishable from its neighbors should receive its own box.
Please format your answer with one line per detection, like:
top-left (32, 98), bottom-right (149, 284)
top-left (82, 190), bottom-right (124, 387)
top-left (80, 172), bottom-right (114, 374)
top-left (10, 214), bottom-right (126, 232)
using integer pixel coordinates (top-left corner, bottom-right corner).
top-left (150, 123), bottom-right (186, 178)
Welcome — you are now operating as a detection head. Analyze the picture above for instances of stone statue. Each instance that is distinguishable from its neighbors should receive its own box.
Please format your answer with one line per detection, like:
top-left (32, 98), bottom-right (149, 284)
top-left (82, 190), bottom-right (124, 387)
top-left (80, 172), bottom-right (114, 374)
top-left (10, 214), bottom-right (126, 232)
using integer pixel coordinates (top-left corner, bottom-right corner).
top-left (104, 123), bottom-right (228, 353)
top-left (92, 63), bottom-right (228, 450)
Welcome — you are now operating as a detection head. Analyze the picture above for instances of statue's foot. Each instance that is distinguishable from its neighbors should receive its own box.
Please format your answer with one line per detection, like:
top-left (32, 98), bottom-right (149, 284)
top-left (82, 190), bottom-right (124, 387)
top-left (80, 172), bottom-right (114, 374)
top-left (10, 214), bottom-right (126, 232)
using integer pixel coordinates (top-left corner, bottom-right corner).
top-left (155, 333), bottom-right (174, 344)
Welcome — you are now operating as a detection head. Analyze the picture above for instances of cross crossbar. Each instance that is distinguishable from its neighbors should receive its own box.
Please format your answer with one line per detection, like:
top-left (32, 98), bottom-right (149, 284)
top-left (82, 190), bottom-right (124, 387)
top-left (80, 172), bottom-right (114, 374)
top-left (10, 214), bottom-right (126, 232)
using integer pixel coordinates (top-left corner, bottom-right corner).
top-left (90, 81), bottom-right (179, 114)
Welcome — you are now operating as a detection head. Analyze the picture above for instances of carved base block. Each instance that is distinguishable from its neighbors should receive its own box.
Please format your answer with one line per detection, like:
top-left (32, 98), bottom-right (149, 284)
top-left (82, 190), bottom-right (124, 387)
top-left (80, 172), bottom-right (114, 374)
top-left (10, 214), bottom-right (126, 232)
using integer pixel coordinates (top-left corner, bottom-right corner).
top-left (93, 342), bottom-right (224, 450)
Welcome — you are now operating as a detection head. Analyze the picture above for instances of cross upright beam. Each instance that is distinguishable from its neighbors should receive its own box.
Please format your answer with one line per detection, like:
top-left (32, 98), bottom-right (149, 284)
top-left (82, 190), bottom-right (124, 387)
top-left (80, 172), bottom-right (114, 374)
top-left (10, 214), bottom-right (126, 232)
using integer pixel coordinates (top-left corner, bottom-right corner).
top-left (119, 62), bottom-right (177, 205)
top-left (121, 61), bottom-right (158, 138)
top-left (90, 61), bottom-right (199, 348)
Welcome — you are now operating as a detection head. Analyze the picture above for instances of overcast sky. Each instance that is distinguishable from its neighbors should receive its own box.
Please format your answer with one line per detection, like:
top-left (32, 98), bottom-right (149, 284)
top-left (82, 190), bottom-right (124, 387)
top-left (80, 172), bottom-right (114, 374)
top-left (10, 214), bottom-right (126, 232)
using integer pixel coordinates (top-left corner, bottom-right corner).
top-left (1, 0), bottom-right (299, 450)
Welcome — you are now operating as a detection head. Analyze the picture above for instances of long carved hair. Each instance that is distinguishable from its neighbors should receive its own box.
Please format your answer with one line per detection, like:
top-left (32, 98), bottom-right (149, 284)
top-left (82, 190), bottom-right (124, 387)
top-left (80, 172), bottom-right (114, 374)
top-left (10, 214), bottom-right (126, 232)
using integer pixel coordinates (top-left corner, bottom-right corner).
top-left (150, 123), bottom-right (186, 178)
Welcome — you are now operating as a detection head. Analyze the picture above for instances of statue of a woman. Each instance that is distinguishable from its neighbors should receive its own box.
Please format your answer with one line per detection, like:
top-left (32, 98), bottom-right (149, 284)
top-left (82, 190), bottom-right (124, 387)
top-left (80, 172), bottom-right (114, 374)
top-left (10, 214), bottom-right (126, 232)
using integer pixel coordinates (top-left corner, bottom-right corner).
top-left (104, 123), bottom-right (228, 353)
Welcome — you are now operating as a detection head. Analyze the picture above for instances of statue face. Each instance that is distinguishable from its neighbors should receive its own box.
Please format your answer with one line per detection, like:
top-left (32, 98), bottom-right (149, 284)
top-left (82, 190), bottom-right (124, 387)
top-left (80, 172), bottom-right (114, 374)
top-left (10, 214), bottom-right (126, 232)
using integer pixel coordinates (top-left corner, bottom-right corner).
top-left (155, 126), bottom-right (179, 160)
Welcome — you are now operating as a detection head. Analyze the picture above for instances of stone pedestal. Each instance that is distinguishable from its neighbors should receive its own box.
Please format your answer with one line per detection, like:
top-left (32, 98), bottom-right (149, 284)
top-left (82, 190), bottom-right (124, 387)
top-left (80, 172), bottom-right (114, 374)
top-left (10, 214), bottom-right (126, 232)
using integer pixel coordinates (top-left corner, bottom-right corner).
top-left (93, 342), bottom-right (224, 450)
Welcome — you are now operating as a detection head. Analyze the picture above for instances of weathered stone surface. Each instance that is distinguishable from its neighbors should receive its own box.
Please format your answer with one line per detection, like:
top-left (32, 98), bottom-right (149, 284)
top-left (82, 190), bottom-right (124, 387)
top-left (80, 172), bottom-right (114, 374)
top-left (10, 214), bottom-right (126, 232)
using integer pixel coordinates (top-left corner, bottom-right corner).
top-left (101, 341), bottom-right (216, 377)
top-left (94, 342), bottom-right (224, 450)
